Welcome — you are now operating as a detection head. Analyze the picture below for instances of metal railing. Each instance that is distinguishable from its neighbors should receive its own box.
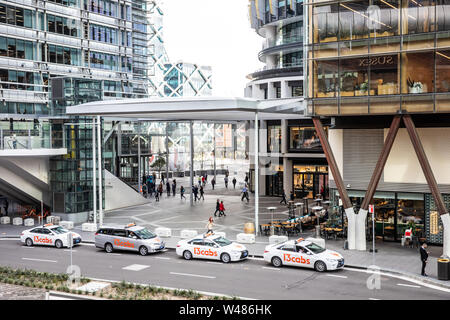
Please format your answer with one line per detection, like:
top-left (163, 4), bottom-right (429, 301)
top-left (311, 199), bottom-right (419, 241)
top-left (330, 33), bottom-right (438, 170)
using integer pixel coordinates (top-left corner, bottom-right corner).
top-left (0, 126), bottom-right (66, 151)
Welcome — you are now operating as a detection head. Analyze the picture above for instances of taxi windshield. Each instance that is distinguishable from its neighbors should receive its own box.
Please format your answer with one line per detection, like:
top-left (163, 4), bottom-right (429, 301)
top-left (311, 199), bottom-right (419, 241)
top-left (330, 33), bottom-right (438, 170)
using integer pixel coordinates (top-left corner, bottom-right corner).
top-left (213, 237), bottom-right (232, 247)
top-left (305, 243), bottom-right (326, 254)
top-left (50, 226), bottom-right (69, 234)
top-left (133, 228), bottom-right (156, 240)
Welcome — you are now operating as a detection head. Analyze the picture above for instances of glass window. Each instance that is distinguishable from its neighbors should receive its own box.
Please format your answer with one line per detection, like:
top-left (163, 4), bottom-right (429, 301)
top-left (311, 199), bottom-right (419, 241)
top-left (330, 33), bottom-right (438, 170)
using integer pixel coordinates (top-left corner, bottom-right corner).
top-left (0, 37), bottom-right (6, 56)
top-left (15, 7), bottom-right (24, 27)
top-left (7, 38), bottom-right (16, 57)
top-left (48, 45), bottom-right (56, 63)
top-left (16, 40), bottom-right (24, 59)
top-left (6, 7), bottom-right (15, 25)
top-left (290, 127), bottom-right (323, 150)
top-left (436, 50), bottom-right (450, 92)
top-left (55, 16), bottom-right (63, 34)
top-left (369, 54), bottom-right (399, 95)
top-left (48, 15), bottom-right (55, 33)
top-left (292, 85), bottom-right (303, 96)
top-left (268, 125), bottom-right (282, 152)
top-left (314, 4), bottom-right (339, 43)
top-left (397, 193), bottom-right (425, 239)
top-left (401, 51), bottom-right (434, 93)
top-left (403, 0), bottom-right (436, 34)
top-left (314, 59), bottom-right (338, 97)
top-left (0, 5), bottom-right (6, 24)
top-left (24, 9), bottom-right (33, 28)
top-left (340, 57), bottom-right (369, 97)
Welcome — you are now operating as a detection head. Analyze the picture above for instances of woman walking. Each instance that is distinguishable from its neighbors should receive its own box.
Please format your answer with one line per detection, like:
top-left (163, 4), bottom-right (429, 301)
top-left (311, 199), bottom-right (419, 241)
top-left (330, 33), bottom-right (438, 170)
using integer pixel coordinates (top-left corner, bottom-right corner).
top-left (205, 217), bottom-right (214, 235)
top-left (219, 201), bottom-right (226, 217)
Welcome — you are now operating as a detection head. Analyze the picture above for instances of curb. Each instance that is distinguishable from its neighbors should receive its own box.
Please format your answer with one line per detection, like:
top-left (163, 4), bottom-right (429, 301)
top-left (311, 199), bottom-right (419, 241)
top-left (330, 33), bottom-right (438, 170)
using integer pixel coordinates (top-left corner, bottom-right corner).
top-left (48, 290), bottom-right (107, 300)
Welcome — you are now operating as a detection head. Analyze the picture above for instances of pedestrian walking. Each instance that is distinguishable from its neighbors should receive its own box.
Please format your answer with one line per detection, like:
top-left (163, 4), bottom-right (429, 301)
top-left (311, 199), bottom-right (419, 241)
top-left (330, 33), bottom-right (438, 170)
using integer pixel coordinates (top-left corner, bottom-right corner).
top-left (202, 175), bottom-right (205, 186)
top-left (244, 174), bottom-right (249, 185)
top-left (420, 242), bottom-right (429, 276)
top-left (142, 184), bottom-right (148, 198)
top-left (224, 176), bottom-right (228, 189)
top-left (180, 186), bottom-right (186, 199)
top-left (161, 174), bottom-right (165, 184)
top-left (193, 185), bottom-right (199, 201)
top-left (232, 177), bottom-right (237, 189)
top-left (166, 181), bottom-right (171, 196)
top-left (172, 180), bottom-right (176, 196)
top-left (155, 189), bottom-right (160, 202)
top-left (214, 199), bottom-right (220, 217)
top-left (241, 186), bottom-right (250, 202)
top-left (205, 217), bottom-right (214, 235)
top-left (4, 199), bottom-right (8, 215)
top-left (205, 173), bottom-right (208, 182)
top-left (219, 201), bottom-right (226, 217)
top-left (280, 190), bottom-right (287, 205)
top-left (211, 178), bottom-right (216, 190)
top-left (290, 190), bottom-right (295, 201)
top-left (199, 185), bottom-right (205, 200)
top-left (198, 176), bottom-right (202, 187)
top-left (158, 183), bottom-right (163, 197)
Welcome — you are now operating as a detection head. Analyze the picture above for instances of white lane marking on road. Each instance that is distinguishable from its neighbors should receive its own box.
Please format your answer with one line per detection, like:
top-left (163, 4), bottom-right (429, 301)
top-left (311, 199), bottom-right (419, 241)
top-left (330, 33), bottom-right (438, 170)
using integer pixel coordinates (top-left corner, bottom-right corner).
top-left (0, 238), bottom-right (19, 241)
top-left (169, 272), bottom-right (216, 279)
top-left (397, 283), bottom-right (421, 288)
top-left (122, 264), bottom-right (150, 271)
top-left (21, 246), bottom-right (35, 249)
top-left (206, 261), bottom-right (223, 265)
top-left (79, 243), bottom-right (95, 247)
top-left (154, 256), bottom-right (170, 260)
top-left (64, 250), bottom-right (77, 252)
top-left (22, 258), bottom-right (57, 263)
top-left (326, 274), bottom-right (348, 279)
top-left (262, 266), bottom-right (280, 271)
top-left (344, 267), bottom-right (449, 293)
top-left (368, 298), bottom-right (381, 300)
top-left (248, 257), bottom-right (264, 261)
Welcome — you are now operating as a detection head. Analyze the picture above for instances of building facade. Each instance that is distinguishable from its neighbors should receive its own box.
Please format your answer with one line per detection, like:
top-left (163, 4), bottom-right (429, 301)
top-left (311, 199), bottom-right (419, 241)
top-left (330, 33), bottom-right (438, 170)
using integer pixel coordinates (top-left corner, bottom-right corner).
top-left (246, 0), bottom-right (329, 200)
top-left (305, 0), bottom-right (450, 247)
top-left (161, 62), bottom-right (212, 97)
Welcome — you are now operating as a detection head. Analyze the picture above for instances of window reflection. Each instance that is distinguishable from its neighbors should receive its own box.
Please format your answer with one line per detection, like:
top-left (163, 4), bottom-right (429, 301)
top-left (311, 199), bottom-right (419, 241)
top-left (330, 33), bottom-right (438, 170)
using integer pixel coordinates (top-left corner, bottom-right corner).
top-left (289, 127), bottom-right (323, 151)
top-left (314, 60), bottom-right (338, 97)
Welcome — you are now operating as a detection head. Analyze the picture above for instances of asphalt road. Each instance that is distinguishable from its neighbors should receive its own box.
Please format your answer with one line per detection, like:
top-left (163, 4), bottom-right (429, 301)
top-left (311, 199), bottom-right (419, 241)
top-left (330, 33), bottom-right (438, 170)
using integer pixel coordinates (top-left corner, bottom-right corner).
top-left (0, 239), bottom-right (448, 300)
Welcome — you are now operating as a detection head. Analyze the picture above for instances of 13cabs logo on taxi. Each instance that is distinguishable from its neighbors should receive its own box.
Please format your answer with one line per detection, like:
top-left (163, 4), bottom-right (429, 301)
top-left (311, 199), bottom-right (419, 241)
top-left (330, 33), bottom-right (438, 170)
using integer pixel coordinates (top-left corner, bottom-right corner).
top-left (114, 238), bottom-right (135, 248)
top-left (33, 236), bottom-right (53, 244)
top-left (283, 253), bottom-right (310, 265)
top-left (194, 247), bottom-right (218, 257)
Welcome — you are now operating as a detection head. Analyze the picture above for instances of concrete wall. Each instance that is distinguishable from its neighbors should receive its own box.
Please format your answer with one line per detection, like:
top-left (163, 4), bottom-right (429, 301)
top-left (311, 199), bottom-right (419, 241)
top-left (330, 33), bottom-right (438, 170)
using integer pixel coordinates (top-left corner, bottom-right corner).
top-left (104, 170), bottom-right (148, 211)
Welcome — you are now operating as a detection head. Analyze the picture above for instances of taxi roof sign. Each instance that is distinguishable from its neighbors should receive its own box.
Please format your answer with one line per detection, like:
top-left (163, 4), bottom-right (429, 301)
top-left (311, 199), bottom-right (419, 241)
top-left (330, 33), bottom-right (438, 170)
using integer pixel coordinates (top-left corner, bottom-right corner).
top-left (44, 223), bottom-right (53, 227)
top-left (125, 223), bottom-right (136, 228)
top-left (295, 238), bottom-right (304, 244)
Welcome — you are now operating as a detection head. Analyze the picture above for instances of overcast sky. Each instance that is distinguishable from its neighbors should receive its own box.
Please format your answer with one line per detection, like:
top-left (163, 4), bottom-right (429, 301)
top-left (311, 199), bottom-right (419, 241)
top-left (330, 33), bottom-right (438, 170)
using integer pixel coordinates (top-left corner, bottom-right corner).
top-left (160, 0), bottom-right (264, 97)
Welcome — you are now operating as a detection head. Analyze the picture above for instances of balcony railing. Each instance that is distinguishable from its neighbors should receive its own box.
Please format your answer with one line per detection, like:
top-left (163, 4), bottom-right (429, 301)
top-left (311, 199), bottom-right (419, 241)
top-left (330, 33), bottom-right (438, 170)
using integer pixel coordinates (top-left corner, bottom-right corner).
top-left (0, 126), bottom-right (66, 151)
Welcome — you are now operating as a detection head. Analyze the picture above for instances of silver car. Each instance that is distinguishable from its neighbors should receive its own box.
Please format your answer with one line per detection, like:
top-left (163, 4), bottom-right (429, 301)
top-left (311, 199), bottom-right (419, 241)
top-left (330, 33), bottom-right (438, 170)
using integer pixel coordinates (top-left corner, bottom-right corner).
top-left (95, 224), bottom-right (165, 256)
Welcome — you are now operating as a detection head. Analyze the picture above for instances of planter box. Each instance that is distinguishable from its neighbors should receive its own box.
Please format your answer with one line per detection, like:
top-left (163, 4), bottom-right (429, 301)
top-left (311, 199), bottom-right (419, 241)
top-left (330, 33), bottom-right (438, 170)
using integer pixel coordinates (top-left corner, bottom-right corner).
top-left (60, 221), bottom-right (74, 230)
top-left (24, 218), bottom-right (34, 227)
top-left (180, 229), bottom-right (198, 239)
top-left (81, 223), bottom-right (97, 232)
top-left (0, 216), bottom-right (10, 224)
top-left (13, 217), bottom-right (23, 226)
top-left (236, 233), bottom-right (255, 244)
top-left (155, 227), bottom-right (172, 237)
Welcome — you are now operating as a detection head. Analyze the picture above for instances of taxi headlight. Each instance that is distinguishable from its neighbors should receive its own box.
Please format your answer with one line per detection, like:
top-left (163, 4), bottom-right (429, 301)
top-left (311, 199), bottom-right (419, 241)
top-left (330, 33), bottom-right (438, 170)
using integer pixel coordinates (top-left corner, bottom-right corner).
top-left (231, 250), bottom-right (241, 255)
top-left (326, 258), bottom-right (339, 263)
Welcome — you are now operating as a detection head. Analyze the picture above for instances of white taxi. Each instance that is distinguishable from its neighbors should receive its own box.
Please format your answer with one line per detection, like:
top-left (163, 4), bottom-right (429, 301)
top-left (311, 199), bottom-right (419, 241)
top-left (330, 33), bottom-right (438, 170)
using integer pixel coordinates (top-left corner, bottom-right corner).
top-left (263, 238), bottom-right (344, 272)
top-left (20, 224), bottom-right (82, 248)
top-left (176, 233), bottom-right (248, 263)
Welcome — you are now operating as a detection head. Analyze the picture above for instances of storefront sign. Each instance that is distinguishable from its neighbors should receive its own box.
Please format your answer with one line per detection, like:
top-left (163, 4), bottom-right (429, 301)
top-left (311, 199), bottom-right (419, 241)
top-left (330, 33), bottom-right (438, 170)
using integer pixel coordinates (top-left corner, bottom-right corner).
top-left (359, 56), bottom-right (395, 67)
top-left (430, 211), bottom-right (439, 235)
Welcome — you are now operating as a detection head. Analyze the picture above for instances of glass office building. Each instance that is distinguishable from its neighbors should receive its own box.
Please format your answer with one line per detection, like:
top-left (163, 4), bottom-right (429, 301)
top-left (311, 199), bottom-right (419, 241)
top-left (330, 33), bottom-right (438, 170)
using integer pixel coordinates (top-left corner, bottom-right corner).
top-left (306, 0), bottom-right (450, 244)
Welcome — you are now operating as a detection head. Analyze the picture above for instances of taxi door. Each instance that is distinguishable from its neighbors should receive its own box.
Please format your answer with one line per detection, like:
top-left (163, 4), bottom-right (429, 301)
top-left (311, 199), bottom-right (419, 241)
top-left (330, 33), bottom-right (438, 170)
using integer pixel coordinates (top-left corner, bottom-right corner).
top-left (40, 228), bottom-right (55, 246)
top-left (295, 245), bottom-right (314, 269)
top-left (111, 229), bottom-right (133, 251)
top-left (203, 239), bottom-right (220, 260)
top-left (279, 244), bottom-right (297, 266)
top-left (191, 239), bottom-right (206, 259)
top-left (126, 230), bottom-right (139, 252)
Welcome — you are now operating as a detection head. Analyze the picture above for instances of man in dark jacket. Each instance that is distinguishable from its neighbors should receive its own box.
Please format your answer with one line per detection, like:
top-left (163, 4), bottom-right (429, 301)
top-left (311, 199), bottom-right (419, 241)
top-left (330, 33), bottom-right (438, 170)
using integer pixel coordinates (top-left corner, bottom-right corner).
top-left (280, 190), bottom-right (287, 205)
top-left (420, 243), bottom-right (429, 276)
top-left (172, 180), bottom-right (176, 196)
top-left (166, 181), bottom-right (171, 196)
top-left (214, 199), bottom-right (220, 217)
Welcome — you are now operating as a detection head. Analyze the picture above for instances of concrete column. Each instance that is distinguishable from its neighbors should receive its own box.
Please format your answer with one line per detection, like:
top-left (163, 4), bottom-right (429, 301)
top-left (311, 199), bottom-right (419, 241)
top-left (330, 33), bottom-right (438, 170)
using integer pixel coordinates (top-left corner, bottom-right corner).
top-left (97, 116), bottom-right (103, 227)
top-left (138, 122), bottom-right (141, 194)
top-left (92, 117), bottom-right (96, 225)
top-left (254, 113), bottom-right (259, 235)
top-left (165, 122), bottom-right (169, 180)
top-left (281, 80), bottom-right (291, 99)
top-left (283, 158), bottom-right (293, 195)
top-left (267, 82), bottom-right (276, 99)
top-left (189, 121), bottom-right (194, 206)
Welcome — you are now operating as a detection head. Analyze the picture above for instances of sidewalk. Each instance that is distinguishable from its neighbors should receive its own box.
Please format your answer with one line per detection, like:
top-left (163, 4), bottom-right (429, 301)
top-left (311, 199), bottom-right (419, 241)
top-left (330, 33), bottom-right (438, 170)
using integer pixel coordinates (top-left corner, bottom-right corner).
top-left (1, 191), bottom-right (449, 290)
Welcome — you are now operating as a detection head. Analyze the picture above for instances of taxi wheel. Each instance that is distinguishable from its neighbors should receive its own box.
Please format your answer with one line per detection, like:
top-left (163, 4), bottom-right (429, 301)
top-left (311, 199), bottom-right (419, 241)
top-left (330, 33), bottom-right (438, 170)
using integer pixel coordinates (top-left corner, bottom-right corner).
top-left (183, 250), bottom-right (192, 260)
top-left (55, 240), bottom-right (63, 249)
top-left (25, 238), bottom-right (33, 247)
top-left (271, 256), bottom-right (282, 267)
top-left (139, 246), bottom-right (148, 256)
top-left (314, 261), bottom-right (327, 272)
top-left (220, 253), bottom-right (231, 263)
top-left (105, 243), bottom-right (113, 253)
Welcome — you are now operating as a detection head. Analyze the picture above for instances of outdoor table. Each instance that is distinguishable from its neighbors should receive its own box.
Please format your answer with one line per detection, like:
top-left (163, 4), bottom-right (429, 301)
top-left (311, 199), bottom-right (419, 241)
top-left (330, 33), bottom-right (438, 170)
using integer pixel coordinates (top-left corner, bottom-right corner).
top-left (260, 224), bottom-right (271, 235)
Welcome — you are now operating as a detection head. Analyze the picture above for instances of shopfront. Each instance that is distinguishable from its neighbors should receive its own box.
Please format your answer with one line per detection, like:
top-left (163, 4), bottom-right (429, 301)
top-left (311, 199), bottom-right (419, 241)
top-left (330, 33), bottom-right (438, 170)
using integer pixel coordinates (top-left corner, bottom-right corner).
top-left (293, 165), bottom-right (328, 199)
top-left (335, 190), bottom-right (426, 242)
